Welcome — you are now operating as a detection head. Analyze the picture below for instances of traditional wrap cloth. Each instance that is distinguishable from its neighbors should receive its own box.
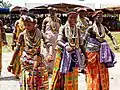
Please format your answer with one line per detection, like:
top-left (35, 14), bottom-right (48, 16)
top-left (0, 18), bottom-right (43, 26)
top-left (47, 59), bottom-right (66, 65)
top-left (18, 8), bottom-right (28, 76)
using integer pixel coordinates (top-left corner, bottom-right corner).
top-left (41, 17), bottom-right (60, 74)
top-left (16, 17), bottom-right (25, 40)
top-left (50, 20), bottom-right (85, 90)
top-left (20, 52), bottom-right (49, 90)
top-left (85, 22), bottom-right (116, 90)
top-left (86, 51), bottom-right (109, 90)
top-left (60, 48), bottom-right (84, 73)
top-left (11, 46), bottom-right (24, 77)
top-left (50, 48), bottom-right (80, 90)
top-left (50, 49), bottom-right (78, 90)
top-left (19, 29), bottom-right (49, 90)
top-left (86, 34), bottom-right (116, 67)
top-left (77, 16), bottom-right (90, 46)
top-left (0, 42), bottom-right (2, 73)
top-left (0, 25), bottom-right (6, 73)
top-left (100, 41), bottom-right (116, 68)
top-left (9, 17), bottom-right (25, 77)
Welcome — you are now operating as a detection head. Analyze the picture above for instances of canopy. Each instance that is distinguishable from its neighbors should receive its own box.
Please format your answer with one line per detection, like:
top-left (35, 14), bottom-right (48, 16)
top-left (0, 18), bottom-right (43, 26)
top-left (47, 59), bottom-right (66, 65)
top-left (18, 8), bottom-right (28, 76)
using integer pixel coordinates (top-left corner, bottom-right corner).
top-left (0, 8), bottom-right (9, 14)
top-left (10, 6), bottom-right (22, 14)
top-left (28, 2), bottom-right (94, 14)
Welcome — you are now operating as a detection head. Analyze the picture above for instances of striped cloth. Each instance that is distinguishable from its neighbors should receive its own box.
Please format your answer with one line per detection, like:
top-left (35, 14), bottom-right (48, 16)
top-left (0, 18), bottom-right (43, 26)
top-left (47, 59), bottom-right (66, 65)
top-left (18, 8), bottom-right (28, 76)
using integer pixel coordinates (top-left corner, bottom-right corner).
top-left (11, 46), bottom-right (24, 77)
top-left (50, 48), bottom-right (78, 90)
top-left (86, 51), bottom-right (109, 90)
top-left (0, 42), bottom-right (2, 73)
top-left (20, 57), bottom-right (49, 90)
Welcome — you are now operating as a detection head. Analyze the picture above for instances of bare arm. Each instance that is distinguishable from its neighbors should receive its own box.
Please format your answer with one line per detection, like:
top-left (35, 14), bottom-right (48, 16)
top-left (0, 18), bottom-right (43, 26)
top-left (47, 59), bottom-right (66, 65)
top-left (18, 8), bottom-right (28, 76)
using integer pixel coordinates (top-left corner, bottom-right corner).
top-left (83, 26), bottom-right (92, 46)
top-left (11, 20), bottom-right (19, 50)
top-left (105, 26), bottom-right (118, 44)
top-left (2, 27), bottom-right (7, 45)
top-left (78, 28), bottom-right (88, 59)
top-left (41, 18), bottom-right (48, 34)
top-left (10, 33), bottom-right (24, 65)
top-left (12, 20), bottom-right (19, 42)
top-left (57, 26), bottom-right (66, 48)
top-left (104, 26), bottom-right (119, 50)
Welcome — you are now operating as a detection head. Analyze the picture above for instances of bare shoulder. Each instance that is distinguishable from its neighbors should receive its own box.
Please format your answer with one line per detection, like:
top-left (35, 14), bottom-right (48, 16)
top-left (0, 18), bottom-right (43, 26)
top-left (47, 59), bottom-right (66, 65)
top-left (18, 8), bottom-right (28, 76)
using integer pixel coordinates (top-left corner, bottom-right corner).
top-left (14, 20), bottom-right (19, 26)
top-left (18, 31), bottom-right (25, 40)
top-left (43, 17), bottom-right (49, 22)
top-left (87, 26), bottom-right (93, 32)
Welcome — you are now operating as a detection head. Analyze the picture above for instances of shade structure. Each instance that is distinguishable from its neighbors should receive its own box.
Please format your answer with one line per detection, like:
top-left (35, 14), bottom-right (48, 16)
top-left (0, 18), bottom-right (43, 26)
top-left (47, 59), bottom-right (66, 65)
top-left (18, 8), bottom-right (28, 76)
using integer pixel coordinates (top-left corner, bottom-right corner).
top-left (10, 6), bottom-right (22, 14)
top-left (29, 5), bottom-right (49, 14)
top-left (0, 8), bottom-right (9, 14)
top-left (29, 2), bottom-right (94, 14)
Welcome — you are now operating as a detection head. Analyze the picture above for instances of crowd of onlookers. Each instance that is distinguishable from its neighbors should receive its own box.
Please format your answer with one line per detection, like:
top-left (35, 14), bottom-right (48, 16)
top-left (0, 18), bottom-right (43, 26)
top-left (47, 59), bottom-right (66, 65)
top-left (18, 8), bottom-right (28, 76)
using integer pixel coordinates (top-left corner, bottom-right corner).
top-left (0, 13), bottom-right (120, 33)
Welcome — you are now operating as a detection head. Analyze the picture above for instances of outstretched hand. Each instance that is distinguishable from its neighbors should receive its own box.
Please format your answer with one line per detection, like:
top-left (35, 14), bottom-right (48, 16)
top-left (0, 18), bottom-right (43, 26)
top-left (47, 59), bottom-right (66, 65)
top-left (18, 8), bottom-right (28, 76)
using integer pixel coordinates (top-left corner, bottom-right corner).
top-left (3, 41), bottom-right (8, 46)
top-left (114, 45), bottom-right (119, 50)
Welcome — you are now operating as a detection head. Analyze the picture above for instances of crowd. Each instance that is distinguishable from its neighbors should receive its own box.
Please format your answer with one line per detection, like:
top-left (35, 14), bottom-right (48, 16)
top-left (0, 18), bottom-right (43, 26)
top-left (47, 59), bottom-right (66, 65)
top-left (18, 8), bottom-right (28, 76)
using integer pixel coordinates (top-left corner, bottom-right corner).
top-left (0, 6), bottom-right (120, 90)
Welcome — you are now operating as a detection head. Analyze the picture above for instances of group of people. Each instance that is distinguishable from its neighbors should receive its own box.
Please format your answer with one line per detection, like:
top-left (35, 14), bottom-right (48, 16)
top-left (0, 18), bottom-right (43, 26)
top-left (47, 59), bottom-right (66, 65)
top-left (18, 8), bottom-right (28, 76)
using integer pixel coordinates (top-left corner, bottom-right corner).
top-left (0, 6), bottom-right (119, 90)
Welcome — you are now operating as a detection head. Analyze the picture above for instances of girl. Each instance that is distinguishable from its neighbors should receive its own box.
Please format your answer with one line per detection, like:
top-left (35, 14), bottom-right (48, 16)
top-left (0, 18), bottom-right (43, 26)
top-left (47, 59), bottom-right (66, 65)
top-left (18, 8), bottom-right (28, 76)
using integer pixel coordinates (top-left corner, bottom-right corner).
top-left (8, 14), bottom-right (49, 90)
top-left (0, 20), bottom-right (7, 76)
top-left (84, 10), bottom-right (119, 90)
top-left (50, 9), bottom-right (87, 90)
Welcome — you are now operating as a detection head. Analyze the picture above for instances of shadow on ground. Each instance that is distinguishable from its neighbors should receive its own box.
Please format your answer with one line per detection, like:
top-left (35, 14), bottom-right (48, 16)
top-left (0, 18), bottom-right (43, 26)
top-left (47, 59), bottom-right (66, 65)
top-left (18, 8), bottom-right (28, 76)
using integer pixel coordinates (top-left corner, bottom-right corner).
top-left (0, 76), bottom-right (19, 81)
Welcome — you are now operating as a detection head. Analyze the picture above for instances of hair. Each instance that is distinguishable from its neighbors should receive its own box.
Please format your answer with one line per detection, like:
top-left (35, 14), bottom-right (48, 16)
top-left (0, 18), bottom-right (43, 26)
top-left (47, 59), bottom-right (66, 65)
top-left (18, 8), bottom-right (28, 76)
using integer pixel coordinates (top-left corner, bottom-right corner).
top-left (67, 9), bottom-right (77, 17)
top-left (23, 13), bottom-right (37, 23)
top-left (20, 7), bottom-right (28, 12)
top-left (48, 6), bottom-right (58, 11)
top-left (92, 10), bottom-right (103, 18)
top-left (0, 20), bottom-right (3, 26)
top-left (77, 8), bottom-right (87, 13)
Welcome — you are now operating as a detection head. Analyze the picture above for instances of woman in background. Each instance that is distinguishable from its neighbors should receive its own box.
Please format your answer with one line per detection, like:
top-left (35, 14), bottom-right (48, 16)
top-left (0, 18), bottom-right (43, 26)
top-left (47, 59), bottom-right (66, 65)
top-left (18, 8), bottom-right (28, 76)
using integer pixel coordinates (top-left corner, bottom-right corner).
top-left (8, 13), bottom-right (49, 90)
top-left (84, 10), bottom-right (119, 90)
top-left (0, 20), bottom-right (7, 76)
top-left (50, 9), bottom-right (87, 90)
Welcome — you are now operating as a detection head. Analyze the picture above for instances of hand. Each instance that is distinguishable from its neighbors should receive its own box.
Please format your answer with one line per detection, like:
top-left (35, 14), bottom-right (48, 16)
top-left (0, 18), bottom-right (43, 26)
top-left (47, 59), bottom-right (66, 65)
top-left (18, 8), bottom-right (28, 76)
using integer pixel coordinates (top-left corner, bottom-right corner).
top-left (46, 54), bottom-right (54, 62)
top-left (114, 45), bottom-right (119, 50)
top-left (7, 65), bottom-right (13, 72)
top-left (84, 58), bottom-right (88, 67)
top-left (3, 41), bottom-right (8, 46)
top-left (65, 45), bottom-right (73, 52)
top-left (29, 77), bottom-right (34, 89)
top-left (11, 42), bottom-right (16, 50)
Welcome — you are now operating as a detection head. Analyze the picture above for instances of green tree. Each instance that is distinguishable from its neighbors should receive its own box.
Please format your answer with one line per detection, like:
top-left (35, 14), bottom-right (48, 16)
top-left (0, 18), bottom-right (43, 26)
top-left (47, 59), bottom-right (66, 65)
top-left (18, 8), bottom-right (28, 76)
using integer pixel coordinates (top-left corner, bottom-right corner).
top-left (0, 0), bottom-right (12, 8)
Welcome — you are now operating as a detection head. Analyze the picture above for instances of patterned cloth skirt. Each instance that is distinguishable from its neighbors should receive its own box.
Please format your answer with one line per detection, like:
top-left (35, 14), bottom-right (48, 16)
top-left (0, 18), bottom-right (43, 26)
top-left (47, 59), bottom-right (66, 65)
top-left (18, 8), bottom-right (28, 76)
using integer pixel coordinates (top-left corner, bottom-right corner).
top-left (0, 42), bottom-right (2, 72)
top-left (9, 47), bottom-right (24, 77)
top-left (50, 48), bottom-right (78, 90)
top-left (86, 51), bottom-right (109, 90)
top-left (20, 55), bottom-right (49, 90)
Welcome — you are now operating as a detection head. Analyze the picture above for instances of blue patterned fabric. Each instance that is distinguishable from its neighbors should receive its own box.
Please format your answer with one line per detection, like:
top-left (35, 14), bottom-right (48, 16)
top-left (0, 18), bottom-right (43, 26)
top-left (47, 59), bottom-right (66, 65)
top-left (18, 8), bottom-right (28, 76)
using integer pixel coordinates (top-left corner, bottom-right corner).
top-left (60, 49), bottom-right (83, 73)
top-left (100, 41), bottom-right (116, 68)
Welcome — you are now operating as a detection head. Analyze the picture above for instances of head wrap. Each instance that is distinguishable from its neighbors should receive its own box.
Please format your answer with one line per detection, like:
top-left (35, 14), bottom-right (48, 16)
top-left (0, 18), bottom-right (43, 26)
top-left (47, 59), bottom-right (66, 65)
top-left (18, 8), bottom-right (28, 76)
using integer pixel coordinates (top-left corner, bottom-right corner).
top-left (20, 7), bottom-right (28, 12)
top-left (77, 8), bottom-right (87, 13)
top-left (22, 13), bottom-right (37, 23)
top-left (67, 9), bottom-right (77, 16)
top-left (48, 6), bottom-right (58, 11)
top-left (92, 10), bottom-right (103, 18)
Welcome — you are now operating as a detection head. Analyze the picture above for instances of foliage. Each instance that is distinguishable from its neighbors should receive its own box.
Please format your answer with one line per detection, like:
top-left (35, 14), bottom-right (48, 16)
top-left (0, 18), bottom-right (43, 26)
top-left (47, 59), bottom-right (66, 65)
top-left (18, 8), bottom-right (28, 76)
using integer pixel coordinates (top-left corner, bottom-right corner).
top-left (0, 0), bottom-right (12, 8)
top-left (105, 32), bottom-right (120, 53)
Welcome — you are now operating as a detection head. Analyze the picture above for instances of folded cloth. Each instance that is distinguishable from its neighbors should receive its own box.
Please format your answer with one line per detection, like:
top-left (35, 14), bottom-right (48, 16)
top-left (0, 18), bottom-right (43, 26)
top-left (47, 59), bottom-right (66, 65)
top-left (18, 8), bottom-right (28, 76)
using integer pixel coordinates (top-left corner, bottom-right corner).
top-left (60, 49), bottom-right (71, 73)
top-left (60, 48), bottom-right (83, 73)
top-left (100, 41), bottom-right (116, 68)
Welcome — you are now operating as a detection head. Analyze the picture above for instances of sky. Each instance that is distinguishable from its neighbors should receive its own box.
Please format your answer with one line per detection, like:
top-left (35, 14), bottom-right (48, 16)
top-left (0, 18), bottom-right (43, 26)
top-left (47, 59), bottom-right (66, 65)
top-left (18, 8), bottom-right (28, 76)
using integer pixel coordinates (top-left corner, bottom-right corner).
top-left (4, 0), bottom-right (120, 9)
top-left (5, 0), bottom-right (120, 5)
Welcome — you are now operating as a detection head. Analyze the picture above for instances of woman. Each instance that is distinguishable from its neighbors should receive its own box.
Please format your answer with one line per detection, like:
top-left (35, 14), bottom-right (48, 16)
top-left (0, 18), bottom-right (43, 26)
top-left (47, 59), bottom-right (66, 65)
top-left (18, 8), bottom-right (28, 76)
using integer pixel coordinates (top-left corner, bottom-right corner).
top-left (0, 20), bottom-right (7, 76)
top-left (41, 6), bottom-right (61, 74)
top-left (7, 7), bottom-right (28, 79)
top-left (8, 14), bottom-right (49, 90)
top-left (77, 8), bottom-right (92, 73)
top-left (50, 9), bottom-right (87, 90)
top-left (84, 11), bottom-right (119, 90)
